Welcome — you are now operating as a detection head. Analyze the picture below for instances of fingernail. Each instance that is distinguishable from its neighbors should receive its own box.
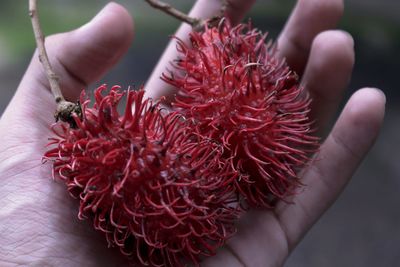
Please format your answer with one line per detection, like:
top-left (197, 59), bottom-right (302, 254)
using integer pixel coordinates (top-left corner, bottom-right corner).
top-left (374, 88), bottom-right (386, 105)
top-left (366, 87), bottom-right (386, 105)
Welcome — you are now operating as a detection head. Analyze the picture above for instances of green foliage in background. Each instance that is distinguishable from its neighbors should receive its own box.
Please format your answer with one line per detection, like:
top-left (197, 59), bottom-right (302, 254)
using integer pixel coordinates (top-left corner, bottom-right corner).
top-left (0, 0), bottom-right (399, 64)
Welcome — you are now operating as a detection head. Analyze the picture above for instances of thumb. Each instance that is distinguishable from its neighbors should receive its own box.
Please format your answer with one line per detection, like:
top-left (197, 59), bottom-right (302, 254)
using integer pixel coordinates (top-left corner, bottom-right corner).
top-left (4, 2), bottom-right (133, 123)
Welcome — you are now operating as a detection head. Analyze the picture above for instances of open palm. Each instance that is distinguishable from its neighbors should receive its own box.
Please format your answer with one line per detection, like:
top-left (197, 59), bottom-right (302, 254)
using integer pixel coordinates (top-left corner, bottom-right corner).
top-left (0, 1), bottom-right (385, 267)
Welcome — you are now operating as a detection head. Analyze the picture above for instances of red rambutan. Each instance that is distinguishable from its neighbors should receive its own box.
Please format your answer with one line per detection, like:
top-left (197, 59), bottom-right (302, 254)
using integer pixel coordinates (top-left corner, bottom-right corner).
top-left (163, 19), bottom-right (319, 208)
top-left (44, 85), bottom-right (239, 267)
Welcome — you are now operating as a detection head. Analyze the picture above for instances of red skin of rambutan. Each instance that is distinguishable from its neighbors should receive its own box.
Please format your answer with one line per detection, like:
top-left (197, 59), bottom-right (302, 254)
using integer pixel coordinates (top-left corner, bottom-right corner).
top-left (163, 19), bottom-right (318, 208)
top-left (44, 85), bottom-right (239, 267)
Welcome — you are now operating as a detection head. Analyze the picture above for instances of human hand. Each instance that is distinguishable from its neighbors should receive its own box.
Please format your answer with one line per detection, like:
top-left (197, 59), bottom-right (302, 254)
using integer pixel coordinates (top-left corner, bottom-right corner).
top-left (0, 1), bottom-right (385, 267)
top-left (146, 1), bottom-right (385, 266)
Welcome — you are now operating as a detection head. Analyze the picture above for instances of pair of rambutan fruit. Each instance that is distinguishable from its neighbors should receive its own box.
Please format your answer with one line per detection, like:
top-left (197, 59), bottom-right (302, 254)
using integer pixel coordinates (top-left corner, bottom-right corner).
top-left (44, 19), bottom-right (317, 267)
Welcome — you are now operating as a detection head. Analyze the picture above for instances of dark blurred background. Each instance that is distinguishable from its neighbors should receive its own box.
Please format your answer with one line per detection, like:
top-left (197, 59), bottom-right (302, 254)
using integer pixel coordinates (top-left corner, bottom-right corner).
top-left (0, 1), bottom-right (399, 266)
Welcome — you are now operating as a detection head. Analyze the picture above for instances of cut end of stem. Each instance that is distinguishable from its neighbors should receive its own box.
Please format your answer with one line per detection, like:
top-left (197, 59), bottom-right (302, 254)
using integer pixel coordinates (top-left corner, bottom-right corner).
top-left (56, 101), bottom-right (82, 128)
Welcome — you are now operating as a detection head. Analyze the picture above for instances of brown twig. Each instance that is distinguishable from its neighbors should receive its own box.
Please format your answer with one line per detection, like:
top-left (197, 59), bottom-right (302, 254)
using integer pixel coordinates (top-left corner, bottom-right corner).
top-left (29, 0), bottom-right (63, 103)
top-left (144, 0), bottom-right (202, 28)
top-left (29, 0), bottom-right (81, 126)
top-left (144, 0), bottom-right (229, 31)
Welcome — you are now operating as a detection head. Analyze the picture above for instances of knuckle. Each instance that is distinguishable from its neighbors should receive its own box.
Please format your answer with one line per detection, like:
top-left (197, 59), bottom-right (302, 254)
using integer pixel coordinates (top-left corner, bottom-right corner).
top-left (313, 30), bottom-right (354, 57)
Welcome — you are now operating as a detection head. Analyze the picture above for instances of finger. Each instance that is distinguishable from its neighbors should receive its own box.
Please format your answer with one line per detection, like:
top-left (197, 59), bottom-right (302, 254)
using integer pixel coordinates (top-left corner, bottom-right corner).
top-left (277, 0), bottom-right (344, 74)
top-left (145, 0), bottom-right (256, 102)
top-left (20, 2), bottom-right (134, 102)
top-left (275, 88), bottom-right (386, 251)
top-left (302, 30), bottom-right (355, 135)
top-left (1, 3), bottom-right (134, 129)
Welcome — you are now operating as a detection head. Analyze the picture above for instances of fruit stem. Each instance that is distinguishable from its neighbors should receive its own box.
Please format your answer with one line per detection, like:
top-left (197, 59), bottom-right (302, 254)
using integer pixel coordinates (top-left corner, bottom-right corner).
top-left (144, 0), bottom-right (202, 28)
top-left (29, 0), bottom-right (81, 126)
top-left (144, 0), bottom-right (228, 31)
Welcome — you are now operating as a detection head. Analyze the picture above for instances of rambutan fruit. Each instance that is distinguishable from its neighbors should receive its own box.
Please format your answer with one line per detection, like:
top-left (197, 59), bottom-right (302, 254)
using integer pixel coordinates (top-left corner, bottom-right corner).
top-left (44, 85), bottom-right (239, 267)
top-left (162, 19), bottom-right (319, 208)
